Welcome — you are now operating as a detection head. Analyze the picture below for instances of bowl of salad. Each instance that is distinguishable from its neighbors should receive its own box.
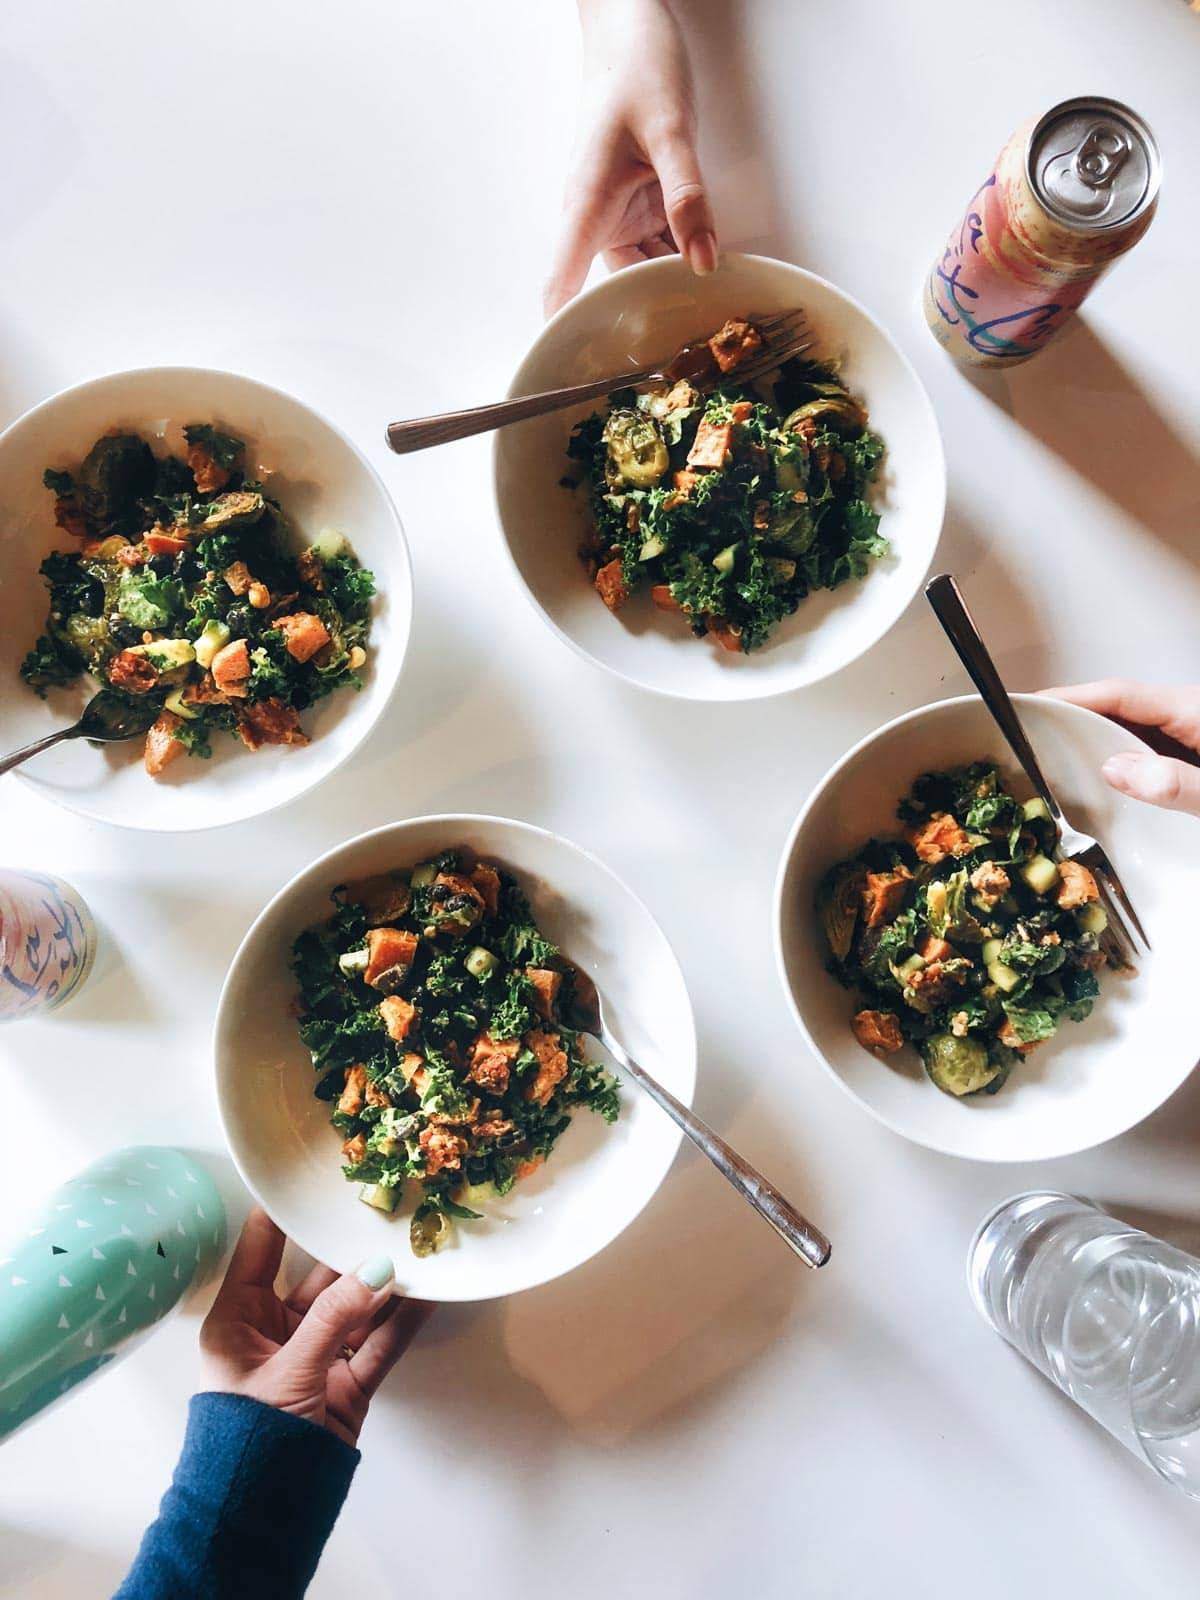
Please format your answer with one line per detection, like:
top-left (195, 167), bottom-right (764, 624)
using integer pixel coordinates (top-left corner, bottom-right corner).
top-left (215, 815), bottom-right (696, 1300)
top-left (494, 252), bottom-right (945, 700)
top-left (774, 694), bottom-right (1197, 1162)
top-left (0, 367), bottom-right (412, 830)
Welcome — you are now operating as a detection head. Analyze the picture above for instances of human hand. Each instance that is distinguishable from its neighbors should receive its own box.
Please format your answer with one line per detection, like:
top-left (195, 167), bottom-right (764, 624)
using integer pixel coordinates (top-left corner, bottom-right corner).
top-left (544, 0), bottom-right (717, 317)
top-left (1044, 680), bottom-right (1200, 816)
top-left (199, 1209), bottom-right (428, 1447)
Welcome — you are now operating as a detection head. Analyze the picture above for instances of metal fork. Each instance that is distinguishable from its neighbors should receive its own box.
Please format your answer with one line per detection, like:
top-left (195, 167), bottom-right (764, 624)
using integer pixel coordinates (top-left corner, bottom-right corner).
top-left (925, 573), bottom-right (1149, 967)
top-left (564, 958), bottom-right (831, 1268)
top-left (385, 309), bottom-right (811, 454)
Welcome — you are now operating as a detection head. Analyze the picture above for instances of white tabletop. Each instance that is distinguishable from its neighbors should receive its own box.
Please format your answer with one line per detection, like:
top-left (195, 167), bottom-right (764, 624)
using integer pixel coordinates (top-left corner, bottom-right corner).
top-left (3, 1), bottom-right (1200, 1595)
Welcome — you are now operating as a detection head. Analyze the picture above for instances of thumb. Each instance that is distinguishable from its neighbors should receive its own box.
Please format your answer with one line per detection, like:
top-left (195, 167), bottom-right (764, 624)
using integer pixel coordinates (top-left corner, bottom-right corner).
top-left (1102, 752), bottom-right (1200, 817)
top-left (283, 1256), bottom-right (396, 1375)
top-left (647, 127), bottom-right (717, 276)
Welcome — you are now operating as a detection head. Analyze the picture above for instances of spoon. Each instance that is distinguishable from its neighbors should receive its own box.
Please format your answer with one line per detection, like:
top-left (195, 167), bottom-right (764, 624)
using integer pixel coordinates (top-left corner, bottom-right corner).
top-left (0, 690), bottom-right (158, 777)
top-left (564, 962), bottom-right (832, 1269)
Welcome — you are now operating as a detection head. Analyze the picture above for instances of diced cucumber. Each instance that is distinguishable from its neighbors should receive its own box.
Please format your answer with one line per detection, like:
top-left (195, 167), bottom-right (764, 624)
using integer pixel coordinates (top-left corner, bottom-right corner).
top-left (409, 862), bottom-right (436, 889)
top-left (311, 529), bottom-right (349, 562)
top-left (894, 953), bottom-right (926, 982)
top-left (1022, 796), bottom-right (1052, 823)
top-left (194, 618), bottom-right (231, 670)
top-left (128, 638), bottom-right (195, 671)
top-left (1077, 902), bottom-right (1108, 935)
top-left (1021, 855), bottom-right (1060, 897)
top-left (465, 947), bottom-right (498, 979)
top-left (359, 1184), bottom-right (399, 1215)
top-left (338, 948), bottom-right (369, 978)
top-left (163, 686), bottom-right (198, 721)
top-left (457, 1180), bottom-right (495, 1210)
top-left (639, 535), bottom-right (666, 562)
top-left (981, 938), bottom-right (1005, 966)
top-left (924, 1033), bottom-right (998, 1097)
top-left (987, 960), bottom-right (1022, 993)
top-left (712, 543), bottom-right (739, 574)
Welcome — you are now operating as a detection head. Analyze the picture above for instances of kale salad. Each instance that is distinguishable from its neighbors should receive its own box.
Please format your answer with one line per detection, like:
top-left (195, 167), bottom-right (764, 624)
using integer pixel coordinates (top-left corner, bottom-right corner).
top-left (21, 426), bottom-right (375, 778)
top-left (291, 849), bottom-right (620, 1257)
top-left (566, 317), bottom-right (886, 653)
top-left (818, 763), bottom-right (1112, 1098)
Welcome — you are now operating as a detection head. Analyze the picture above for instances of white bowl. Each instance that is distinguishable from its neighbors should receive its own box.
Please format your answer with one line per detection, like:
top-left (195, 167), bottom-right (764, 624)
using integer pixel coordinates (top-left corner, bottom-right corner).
top-left (0, 367), bottom-right (412, 831)
top-left (494, 252), bottom-right (945, 701)
top-left (215, 815), bottom-right (697, 1300)
top-left (774, 694), bottom-right (1198, 1163)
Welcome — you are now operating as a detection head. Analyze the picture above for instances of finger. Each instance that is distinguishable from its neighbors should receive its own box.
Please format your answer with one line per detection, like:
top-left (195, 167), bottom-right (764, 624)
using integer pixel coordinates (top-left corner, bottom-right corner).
top-left (1042, 681), bottom-right (1200, 744)
top-left (646, 126), bottom-right (717, 275)
top-left (603, 244), bottom-right (649, 271)
top-left (220, 1208), bottom-right (286, 1291)
top-left (283, 1257), bottom-right (397, 1374)
top-left (1101, 752), bottom-right (1200, 817)
top-left (349, 1299), bottom-right (433, 1399)
top-left (284, 1263), bottom-right (338, 1318)
top-left (544, 163), bottom-right (635, 318)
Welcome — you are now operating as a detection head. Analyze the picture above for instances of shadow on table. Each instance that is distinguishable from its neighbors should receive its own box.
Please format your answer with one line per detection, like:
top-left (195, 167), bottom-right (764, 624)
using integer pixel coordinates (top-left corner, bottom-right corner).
top-left (1118, 1054), bottom-right (1200, 1162)
top-left (380, 1084), bottom-right (832, 1449)
top-left (819, 497), bottom-right (1059, 719)
top-left (960, 317), bottom-right (1200, 566)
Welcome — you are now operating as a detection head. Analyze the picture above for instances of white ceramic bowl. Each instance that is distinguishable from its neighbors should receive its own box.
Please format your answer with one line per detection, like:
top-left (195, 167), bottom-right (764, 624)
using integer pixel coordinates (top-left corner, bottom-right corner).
top-left (774, 694), bottom-right (1198, 1163)
top-left (215, 815), bottom-right (697, 1300)
top-left (0, 367), bottom-right (412, 831)
top-left (494, 252), bottom-right (945, 700)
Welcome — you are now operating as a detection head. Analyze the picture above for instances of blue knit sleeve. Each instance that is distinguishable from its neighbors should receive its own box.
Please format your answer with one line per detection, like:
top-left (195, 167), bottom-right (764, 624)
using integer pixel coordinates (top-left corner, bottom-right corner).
top-left (113, 1392), bottom-right (360, 1599)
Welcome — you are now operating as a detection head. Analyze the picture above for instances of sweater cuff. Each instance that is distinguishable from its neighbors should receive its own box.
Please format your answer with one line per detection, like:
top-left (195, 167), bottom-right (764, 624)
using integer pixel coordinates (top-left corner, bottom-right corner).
top-left (185, 1389), bottom-right (359, 1525)
top-left (169, 1392), bottom-right (358, 1596)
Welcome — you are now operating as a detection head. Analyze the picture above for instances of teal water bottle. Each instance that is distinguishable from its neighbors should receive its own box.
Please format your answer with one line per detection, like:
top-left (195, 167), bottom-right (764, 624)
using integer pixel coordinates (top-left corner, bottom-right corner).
top-left (0, 1146), bottom-right (227, 1438)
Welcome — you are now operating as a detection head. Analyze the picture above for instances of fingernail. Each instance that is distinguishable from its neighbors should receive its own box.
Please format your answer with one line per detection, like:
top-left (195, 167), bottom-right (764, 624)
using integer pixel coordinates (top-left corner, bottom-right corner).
top-left (1102, 753), bottom-right (1139, 790)
top-left (688, 231), bottom-right (719, 276)
top-left (356, 1255), bottom-right (395, 1291)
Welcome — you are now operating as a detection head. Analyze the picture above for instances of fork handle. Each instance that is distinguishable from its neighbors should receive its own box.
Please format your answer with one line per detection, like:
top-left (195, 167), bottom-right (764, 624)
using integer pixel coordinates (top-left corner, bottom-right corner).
top-left (0, 725), bottom-right (77, 777)
top-left (600, 1027), bottom-right (831, 1269)
top-left (385, 367), bottom-right (659, 454)
top-left (925, 575), bottom-right (1063, 822)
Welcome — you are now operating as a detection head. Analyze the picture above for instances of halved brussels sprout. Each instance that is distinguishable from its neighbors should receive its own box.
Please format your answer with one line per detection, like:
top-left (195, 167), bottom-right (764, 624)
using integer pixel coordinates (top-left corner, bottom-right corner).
top-left (77, 433), bottom-right (156, 523)
top-left (783, 392), bottom-right (866, 436)
top-left (199, 490), bottom-right (266, 532)
top-left (923, 1032), bottom-right (998, 1097)
top-left (411, 1205), bottom-right (450, 1258)
top-left (817, 862), bottom-right (867, 960)
top-left (603, 408), bottom-right (669, 489)
top-left (63, 611), bottom-right (113, 668)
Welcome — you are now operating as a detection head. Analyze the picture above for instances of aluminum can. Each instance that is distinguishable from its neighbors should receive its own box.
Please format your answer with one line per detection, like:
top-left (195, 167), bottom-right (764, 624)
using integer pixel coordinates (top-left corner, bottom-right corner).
top-left (924, 97), bottom-right (1160, 365)
top-left (0, 869), bottom-right (96, 1020)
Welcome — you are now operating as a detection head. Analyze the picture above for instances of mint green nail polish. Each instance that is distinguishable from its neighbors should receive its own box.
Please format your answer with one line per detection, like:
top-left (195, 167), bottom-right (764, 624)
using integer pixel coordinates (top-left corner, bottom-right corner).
top-left (356, 1255), bottom-right (395, 1291)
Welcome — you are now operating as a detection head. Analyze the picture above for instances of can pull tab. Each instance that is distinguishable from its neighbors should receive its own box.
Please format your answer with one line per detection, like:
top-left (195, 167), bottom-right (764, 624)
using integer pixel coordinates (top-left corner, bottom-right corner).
top-left (1042, 122), bottom-right (1132, 220)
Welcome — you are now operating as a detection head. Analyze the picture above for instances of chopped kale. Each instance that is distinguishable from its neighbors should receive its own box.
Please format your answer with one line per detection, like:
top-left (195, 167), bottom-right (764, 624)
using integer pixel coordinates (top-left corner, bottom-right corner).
top-left (290, 850), bottom-right (619, 1256)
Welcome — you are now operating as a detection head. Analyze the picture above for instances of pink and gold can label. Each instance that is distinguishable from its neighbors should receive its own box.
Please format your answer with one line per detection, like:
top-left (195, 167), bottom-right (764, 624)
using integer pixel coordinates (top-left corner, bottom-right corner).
top-left (925, 97), bottom-right (1160, 365)
top-left (0, 871), bottom-right (96, 1021)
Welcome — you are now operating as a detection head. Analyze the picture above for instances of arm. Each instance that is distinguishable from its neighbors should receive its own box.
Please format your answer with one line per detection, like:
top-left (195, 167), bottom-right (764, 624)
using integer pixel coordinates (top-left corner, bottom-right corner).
top-left (544, 0), bottom-right (716, 316)
top-left (115, 1211), bottom-right (429, 1599)
top-left (113, 1393), bottom-right (359, 1600)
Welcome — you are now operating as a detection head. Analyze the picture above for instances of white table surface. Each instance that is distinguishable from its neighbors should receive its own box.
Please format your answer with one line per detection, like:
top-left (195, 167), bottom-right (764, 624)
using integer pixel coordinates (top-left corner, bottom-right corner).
top-left (2, 1), bottom-right (1199, 1595)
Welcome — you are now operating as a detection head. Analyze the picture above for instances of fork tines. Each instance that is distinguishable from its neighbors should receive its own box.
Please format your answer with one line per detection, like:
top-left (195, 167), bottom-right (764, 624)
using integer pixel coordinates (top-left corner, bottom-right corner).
top-left (727, 310), bottom-right (813, 387)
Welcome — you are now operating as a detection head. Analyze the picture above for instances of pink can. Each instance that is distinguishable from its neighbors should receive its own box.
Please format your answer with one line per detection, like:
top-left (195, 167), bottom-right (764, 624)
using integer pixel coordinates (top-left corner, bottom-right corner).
top-left (925, 97), bottom-right (1161, 366)
top-left (0, 870), bottom-right (96, 1020)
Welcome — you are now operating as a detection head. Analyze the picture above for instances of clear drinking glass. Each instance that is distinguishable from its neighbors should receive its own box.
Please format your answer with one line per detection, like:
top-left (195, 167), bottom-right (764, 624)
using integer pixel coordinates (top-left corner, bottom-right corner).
top-left (969, 1191), bottom-right (1200, 1497)
top-left (0, 869), bottom-right (96, 1020)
